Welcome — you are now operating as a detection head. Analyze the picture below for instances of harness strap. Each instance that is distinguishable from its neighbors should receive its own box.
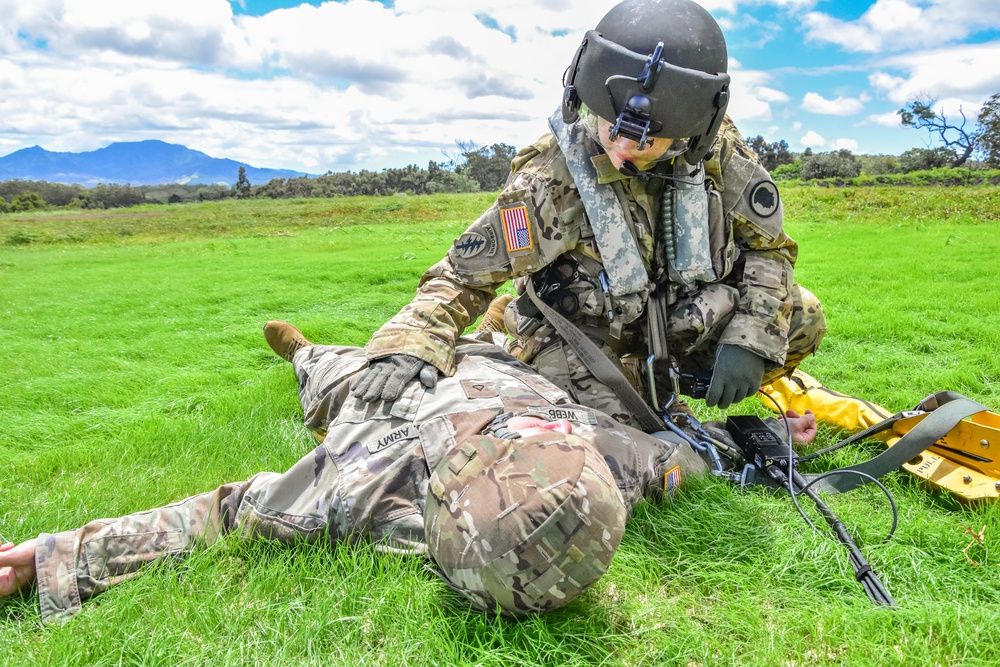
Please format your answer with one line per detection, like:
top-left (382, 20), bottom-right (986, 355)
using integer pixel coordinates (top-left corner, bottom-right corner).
top-left (524, 280), bottom-right (664, 433)
top-left (548, 110), bottom-right (650, 298)
top-left (806, 396), bottom-right (990, 494)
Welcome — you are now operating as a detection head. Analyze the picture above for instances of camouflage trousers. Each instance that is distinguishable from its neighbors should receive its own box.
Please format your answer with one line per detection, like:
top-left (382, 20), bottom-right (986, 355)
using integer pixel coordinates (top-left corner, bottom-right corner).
top-left (521, 283), bottom-right (826, 430)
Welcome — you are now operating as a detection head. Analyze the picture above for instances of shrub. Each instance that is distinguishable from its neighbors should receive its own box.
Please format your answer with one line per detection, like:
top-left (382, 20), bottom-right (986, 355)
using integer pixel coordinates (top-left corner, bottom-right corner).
top-left (772, 161), bottom-right (801, 181)
top-left (6, 229), bottom-right (39, 245)
top-left (899, 147), bottom-right (957, 173)
top-left (860, 155), bottom-right (901, 175)
top-left (10, 191), bottom-right (46, 211)
top-left (800, 150), bottom-right (862, 180)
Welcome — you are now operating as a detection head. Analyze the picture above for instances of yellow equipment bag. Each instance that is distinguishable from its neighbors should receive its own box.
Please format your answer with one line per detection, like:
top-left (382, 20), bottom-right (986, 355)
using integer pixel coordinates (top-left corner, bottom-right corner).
top-left (760, 370), bottom-right (1000, 501)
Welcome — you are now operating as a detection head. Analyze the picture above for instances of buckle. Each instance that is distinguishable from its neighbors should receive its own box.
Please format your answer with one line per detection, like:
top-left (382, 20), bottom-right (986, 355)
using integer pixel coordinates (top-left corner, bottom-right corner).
top-left (482, 412), bottom-right (522, 440)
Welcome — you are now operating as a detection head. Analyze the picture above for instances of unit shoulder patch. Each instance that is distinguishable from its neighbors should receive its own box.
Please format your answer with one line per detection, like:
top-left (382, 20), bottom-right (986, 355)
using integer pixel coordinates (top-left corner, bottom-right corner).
top-left (454, 232), bottom-right (489, 258)
top-left (748, 180), bottom-right (780, 218)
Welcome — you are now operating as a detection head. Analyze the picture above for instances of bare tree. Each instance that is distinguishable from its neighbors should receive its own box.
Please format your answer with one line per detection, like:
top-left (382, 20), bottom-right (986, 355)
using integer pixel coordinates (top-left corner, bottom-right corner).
top-left (898, 98), bottom-right (976, 167)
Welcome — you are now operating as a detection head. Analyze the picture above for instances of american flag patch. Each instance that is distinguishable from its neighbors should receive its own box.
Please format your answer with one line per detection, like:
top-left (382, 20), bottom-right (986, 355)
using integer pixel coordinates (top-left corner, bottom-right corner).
top-left (500, 205), bottom-right (533, 253)
top-left (664, 466), bottom-right (682, 493)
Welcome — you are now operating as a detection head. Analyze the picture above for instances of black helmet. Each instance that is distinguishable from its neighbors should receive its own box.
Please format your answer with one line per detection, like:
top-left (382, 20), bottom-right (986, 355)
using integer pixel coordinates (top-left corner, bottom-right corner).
top-left (562, 0), bottom-right (731, 164)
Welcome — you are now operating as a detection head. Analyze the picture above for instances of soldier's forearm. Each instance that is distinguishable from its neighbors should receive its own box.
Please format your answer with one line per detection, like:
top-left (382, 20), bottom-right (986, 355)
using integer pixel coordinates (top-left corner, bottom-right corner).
top-left (719, 250), bottom-right (794, 364)
top-left (366, 273), bottom-right (498, 375)
top-left (34, 481), bottom-right (250, 624)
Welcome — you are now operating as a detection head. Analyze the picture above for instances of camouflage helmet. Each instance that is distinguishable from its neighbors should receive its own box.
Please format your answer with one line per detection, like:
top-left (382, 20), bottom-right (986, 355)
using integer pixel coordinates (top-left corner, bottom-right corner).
top-left (424, 431), bottom-right (626, 616)
top-left (562, 0), bottom-right (731, 164)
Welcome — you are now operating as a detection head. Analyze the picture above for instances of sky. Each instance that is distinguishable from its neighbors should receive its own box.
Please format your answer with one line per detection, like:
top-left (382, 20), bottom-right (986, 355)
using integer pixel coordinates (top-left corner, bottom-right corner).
top-left (1, 0), bottom-right (999, 175)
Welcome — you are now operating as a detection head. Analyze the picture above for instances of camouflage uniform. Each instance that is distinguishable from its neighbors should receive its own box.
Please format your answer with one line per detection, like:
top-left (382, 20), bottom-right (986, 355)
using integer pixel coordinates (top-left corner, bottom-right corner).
top-left (32, 339), bottom-right (703, 624)
top-left (366, 117), bottom-right (826, 427)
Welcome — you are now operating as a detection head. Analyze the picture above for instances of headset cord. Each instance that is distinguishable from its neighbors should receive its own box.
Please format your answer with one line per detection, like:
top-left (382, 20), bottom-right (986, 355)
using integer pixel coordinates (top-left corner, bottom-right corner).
top-left (756, 390), bottom-right (898, 607)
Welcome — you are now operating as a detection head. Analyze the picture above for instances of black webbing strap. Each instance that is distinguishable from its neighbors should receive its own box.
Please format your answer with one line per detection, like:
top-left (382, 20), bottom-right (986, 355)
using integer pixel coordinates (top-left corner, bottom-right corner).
top-left (806, 395), bottom-right (990, 494)
top-left (524, 281), bottom-right (665, 433)
top-left (799, 412), bottom-right (906, 463)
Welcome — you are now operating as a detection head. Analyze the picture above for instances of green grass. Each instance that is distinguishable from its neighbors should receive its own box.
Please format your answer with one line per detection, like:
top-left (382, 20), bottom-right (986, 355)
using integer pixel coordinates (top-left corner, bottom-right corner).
top-left (2, 188), bottom-right (1000, 666)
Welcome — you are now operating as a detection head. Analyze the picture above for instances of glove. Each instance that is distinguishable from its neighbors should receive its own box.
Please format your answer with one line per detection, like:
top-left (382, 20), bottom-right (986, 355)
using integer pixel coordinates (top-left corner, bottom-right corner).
top-left (705, 344), bottom-right (766, 409)
top-left (351, 354), bottom-right (438, 403)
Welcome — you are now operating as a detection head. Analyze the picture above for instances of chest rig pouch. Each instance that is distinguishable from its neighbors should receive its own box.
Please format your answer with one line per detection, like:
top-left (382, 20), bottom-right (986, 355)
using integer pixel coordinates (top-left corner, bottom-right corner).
top-left (661, 161), bottom-right (718, 288)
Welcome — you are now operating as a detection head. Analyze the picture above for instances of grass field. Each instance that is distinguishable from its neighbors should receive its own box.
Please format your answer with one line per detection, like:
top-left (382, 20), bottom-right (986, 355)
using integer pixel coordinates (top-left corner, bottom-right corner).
top-left (2, 187), bottom-right (999, 666)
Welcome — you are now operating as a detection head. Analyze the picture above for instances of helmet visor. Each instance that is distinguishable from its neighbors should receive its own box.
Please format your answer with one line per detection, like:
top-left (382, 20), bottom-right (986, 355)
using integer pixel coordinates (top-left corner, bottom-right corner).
top-left (574, 30), bottom-right (730, 140)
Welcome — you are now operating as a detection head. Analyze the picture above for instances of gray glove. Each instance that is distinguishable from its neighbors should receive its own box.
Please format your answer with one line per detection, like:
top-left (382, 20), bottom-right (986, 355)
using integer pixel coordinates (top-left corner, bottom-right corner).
top-left (705, 344), bottom-right (766, 409)
top-left (351, 354), bottom-right (438, 403)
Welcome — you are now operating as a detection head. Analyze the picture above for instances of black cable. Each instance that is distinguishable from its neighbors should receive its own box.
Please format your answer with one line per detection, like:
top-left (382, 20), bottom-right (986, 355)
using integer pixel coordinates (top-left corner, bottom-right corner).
top-left (791, 469), bottom-right (896, 607)
top-left (756, 390), bottom-right (900, 544)
top-left (798, 469), bottom-right (899, 544)
top-left (754, 390), bottom-right (897, 606)
top-left (757, 390), bottom-right (820, 533)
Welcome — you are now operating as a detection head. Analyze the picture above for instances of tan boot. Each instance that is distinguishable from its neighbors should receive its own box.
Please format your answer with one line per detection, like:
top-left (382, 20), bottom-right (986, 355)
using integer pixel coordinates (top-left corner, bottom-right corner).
top-left (476, 294), bottom-right (515, 335)
top-left (263, 321), bottom-right (313, 362)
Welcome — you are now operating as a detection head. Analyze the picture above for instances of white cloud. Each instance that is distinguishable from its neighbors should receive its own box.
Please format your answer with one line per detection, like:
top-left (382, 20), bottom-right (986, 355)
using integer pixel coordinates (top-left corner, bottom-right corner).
top-left (758, 0), bottom-right (818, 8)
top-left (800, 130), bottom-right (825, 148)
top-left (0, 0), bottom-right (614, 171)
top-left (801, 92), bottom-right (864, 116)
top-left (865, 111), bottom-right (905, 128)
top-left (831, 138), bottom-right (859, 151)
top-left (3, 0), bottom-right (982, 172)
top-left (0, 0), bottom-right (258, 67)
top-left (695, 0), bottom-right (740, 13)
top-left (803, 0), bottom-right (1000, 53)
top-left (868, 41), bottom-right (1000, 114)
top-left (726, 64), bottom-right (790, 123)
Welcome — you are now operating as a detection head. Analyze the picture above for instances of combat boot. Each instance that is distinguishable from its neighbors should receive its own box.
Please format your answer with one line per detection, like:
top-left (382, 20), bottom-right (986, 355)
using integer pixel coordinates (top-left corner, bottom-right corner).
top-left (475, 294), bottom-right (514, 335)
top-left (263, 321), bottom-right (313, 362)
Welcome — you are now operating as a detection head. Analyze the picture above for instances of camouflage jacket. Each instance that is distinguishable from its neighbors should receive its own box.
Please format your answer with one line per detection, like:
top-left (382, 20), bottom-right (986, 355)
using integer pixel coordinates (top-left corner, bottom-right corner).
top-left (33, 340), bottom-right (703, 624)
top-left (366, 116), bottom-right (799, 374)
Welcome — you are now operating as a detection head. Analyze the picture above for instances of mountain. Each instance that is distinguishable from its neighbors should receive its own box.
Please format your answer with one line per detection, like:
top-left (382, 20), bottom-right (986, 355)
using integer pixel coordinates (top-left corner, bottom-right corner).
top-left (0, 140), bottom-right (311, 187)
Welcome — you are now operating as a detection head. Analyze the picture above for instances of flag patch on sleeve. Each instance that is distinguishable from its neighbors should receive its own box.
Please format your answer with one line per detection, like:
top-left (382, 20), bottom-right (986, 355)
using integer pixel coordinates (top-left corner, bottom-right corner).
top-left (500, 204), bottom-right (533, 253)
top-left (664, 466), bottom-right (682, 493)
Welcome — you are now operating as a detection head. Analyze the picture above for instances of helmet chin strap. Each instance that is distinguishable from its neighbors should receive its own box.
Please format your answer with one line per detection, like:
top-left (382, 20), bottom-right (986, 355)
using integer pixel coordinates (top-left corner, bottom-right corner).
top-left (619, 160), bottom-right (704, 184)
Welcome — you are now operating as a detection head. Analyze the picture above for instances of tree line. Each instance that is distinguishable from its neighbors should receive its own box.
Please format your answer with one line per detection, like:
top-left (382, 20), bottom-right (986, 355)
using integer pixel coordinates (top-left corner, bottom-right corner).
top-left (0, 143), bottom-right (517, 212)
top-left (3, 97), bottom-right (1000, 214)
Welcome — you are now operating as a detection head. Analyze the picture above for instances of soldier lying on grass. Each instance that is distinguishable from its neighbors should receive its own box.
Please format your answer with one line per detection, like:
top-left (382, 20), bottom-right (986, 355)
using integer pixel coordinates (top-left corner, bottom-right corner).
top-left (1, 322), bottom-right (816, 623)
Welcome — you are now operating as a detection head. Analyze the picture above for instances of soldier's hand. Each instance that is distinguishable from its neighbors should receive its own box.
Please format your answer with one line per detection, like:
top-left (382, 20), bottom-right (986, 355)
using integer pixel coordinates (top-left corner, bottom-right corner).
top-left (351, 354), bottom-right (438, 403)
top-left (786, 409), bottom-right (818, 445)
top-left (706, 344), bottom-right (766, 409)
top-left (0, 539), bottom-right (38, 596)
